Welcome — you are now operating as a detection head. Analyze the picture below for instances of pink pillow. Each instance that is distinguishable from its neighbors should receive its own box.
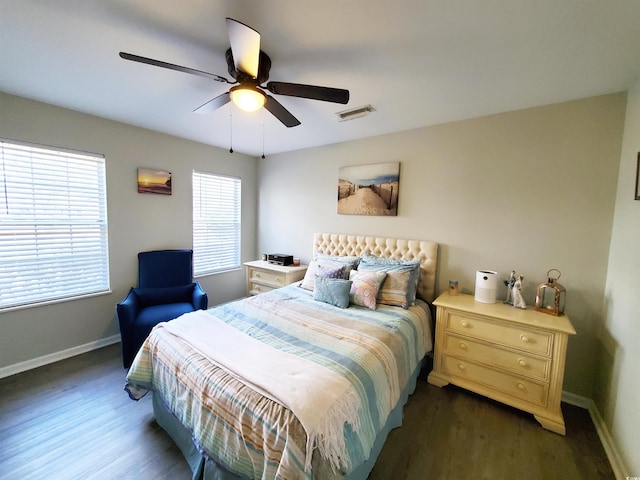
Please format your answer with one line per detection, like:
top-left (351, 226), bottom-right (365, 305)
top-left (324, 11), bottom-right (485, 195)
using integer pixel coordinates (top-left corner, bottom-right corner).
top-left (349, 270), bottom-right (387, 310)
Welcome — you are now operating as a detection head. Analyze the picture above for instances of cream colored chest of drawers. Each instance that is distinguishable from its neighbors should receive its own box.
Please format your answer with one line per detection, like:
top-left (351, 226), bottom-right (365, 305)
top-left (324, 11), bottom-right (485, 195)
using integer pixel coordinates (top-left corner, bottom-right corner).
top-left (244, 260), bottom-right (307, 296)
top-left (428, 292), bottom-right (576, 435)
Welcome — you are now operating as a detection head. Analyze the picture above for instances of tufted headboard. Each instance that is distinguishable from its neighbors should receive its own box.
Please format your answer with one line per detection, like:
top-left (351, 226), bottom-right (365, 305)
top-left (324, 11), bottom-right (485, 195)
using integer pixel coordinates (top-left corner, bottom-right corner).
top-left (313, 233), bottom-right (439, 303)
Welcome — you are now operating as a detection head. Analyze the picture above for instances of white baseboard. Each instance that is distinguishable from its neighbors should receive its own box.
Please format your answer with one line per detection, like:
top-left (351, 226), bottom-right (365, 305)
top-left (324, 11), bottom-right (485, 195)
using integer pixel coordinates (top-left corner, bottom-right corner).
top-left (562, 391), bottom-right (629, 480)
top-left (0, 335), bottom-right (121, 380)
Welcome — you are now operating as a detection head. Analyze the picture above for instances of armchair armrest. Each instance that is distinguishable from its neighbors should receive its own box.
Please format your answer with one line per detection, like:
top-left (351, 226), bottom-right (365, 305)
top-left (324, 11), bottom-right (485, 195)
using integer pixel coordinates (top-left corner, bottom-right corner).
top-left (117, 288), bottom-right (141, 329)
top-left (193, 281), bottom-right (208, 310)
top-left (116, 288), bottom-right (141, 368)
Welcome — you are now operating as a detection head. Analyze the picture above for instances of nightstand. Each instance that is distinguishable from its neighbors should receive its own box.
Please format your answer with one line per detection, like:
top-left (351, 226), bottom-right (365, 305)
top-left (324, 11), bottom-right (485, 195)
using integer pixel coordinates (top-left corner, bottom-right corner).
top-left (244, 260), bottom-right (308, 296)
top-left (427, 292), bottom-right (576, 435)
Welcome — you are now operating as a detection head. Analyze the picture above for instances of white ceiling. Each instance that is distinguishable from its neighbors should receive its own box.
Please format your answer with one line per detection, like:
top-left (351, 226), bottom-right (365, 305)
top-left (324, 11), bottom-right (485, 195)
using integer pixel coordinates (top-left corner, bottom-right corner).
top-left (2, 1), bottom-right (640, 157)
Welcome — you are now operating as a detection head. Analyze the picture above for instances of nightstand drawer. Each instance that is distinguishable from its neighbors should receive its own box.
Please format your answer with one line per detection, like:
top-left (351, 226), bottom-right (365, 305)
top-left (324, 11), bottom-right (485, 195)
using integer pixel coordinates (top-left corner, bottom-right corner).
top-left (442, 333), bottom-right (550, 381)
top-left (442, 356), bottom-right (548, 407)
top-left (248, 268), bottom-right (286, 288)
top-left (249, 283), bottom-right (275, 295)
top-left (446, 312), bottom-right (552, 356)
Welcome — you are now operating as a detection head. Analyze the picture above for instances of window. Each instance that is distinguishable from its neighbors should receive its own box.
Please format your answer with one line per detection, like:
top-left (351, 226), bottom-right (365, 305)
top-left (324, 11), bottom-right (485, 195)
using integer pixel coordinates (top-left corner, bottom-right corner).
top-left (192, 171), bottom-right (241, 276)
top-left (0, 139), bottom-right (110, 311)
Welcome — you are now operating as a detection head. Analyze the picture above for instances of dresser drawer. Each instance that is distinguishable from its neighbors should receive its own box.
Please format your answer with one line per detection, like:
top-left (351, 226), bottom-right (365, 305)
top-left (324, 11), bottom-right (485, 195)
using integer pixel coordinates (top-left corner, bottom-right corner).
top-left (442, 355), bottom-right (548, 407)
top-left (442, 333), bottom-right (550, 381)
top-left (445, 312), bottom-right (552, 356)
top-left (248, 268), bottom-right (286, 288)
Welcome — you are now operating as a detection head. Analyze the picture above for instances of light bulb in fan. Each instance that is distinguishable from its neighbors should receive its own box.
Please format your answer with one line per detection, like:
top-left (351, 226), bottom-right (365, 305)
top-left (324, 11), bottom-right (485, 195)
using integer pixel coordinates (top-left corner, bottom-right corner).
top-left (230, 85), bottom-right (266, 112)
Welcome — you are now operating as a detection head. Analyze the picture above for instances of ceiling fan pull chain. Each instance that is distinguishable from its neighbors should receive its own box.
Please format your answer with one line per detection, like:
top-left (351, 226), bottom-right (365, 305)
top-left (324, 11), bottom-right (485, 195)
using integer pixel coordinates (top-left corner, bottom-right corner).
top-left (261, 110), bottom-right (266, 159)
top-left (229, 106), bottom-right (233, 154)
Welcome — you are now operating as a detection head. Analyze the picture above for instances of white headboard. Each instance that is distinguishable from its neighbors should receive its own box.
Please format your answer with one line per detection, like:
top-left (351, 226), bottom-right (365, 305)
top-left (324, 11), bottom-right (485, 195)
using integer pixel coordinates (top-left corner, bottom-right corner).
top-left (313, 233), bottom-right (439, 303)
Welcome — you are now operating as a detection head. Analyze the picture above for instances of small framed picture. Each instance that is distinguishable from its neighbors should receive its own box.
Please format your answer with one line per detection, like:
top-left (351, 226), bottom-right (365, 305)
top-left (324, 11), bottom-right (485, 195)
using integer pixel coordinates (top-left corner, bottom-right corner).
top-left (138, 168), bottom-right (172, 195)
top-left (635, 152), bottom-right (640, 200)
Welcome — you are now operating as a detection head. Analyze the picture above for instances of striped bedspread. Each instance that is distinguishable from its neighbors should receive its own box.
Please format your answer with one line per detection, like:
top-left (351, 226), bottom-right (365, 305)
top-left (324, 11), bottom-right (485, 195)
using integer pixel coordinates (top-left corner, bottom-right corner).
top-left (126, 283), bottom-right (432, 479)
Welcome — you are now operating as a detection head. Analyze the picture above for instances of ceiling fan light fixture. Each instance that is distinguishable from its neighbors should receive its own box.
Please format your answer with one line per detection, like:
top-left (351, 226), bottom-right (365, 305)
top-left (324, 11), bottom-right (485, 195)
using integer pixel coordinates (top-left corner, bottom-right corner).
top-left (230, 85), bottom-right (266, 112)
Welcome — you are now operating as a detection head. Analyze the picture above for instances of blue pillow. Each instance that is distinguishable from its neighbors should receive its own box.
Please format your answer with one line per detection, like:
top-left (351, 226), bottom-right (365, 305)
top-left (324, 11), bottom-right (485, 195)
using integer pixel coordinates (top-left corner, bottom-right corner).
top-left (360, 253), bottom-right (421, 307)
top-left (313, 276), bottom-right (352, 309)
top-left (314, 253), bottom-right (361, 271)
top-left (134, 283), bottom-right (195, 308)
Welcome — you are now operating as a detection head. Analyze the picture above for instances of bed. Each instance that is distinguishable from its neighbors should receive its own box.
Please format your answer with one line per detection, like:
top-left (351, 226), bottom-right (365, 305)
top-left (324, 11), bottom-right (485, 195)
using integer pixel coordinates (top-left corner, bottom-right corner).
top-left (125, 233), bottom-right (439, 480)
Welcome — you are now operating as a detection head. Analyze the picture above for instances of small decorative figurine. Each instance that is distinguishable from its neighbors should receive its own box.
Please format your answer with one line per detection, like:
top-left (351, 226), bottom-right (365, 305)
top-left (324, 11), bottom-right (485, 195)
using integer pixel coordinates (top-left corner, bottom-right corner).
top-left (512, 275), bottom-right (527, 309)
top-left (503, 270), bottom-right (516, 305)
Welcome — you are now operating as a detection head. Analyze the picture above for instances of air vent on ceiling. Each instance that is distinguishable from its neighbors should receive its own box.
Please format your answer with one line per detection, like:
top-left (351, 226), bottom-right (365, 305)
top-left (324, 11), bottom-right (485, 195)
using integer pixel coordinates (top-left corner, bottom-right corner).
top-left (336, 104), bottom-right (375, 122)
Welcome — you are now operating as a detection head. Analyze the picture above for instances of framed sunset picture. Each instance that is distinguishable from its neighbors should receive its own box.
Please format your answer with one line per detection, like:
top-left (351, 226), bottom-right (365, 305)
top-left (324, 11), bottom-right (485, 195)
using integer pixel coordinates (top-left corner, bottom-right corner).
top-left (138, 168), bottom-right (172, 195)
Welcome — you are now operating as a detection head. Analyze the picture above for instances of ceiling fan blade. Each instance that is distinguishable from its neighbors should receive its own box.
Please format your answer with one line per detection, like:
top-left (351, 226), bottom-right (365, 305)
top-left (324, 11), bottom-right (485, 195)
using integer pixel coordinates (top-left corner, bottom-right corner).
top-left (266, 82), bottom-right (349, 104)
top-left (193, 92), bottom-right (231, 114)
top-left (119, 52), bottom-right (230, 83)
top-left (264, 96), bottom-right (301, 128)
top-left (226, 18), bottom-right (260, 79)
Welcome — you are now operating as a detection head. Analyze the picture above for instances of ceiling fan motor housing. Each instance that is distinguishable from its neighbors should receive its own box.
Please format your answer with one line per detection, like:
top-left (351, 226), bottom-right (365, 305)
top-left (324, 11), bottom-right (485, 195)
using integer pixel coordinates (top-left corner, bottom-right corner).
top-left (225, 48), bottom-right (271, 84)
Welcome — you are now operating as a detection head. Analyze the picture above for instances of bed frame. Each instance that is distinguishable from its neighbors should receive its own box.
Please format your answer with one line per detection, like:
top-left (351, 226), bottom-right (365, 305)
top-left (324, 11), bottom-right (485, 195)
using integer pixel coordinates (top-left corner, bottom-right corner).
top-left (153, 233), bottom-right (440, 480)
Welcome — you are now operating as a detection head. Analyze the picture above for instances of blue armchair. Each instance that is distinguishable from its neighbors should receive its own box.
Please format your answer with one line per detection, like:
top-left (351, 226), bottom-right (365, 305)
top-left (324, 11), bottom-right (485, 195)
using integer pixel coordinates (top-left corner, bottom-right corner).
top-left (117, 249), bottom-right (208, 368)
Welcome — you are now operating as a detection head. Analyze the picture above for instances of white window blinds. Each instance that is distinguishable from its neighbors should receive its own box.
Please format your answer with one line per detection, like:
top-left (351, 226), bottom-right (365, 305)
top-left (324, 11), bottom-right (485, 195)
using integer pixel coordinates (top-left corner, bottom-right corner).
top-left (192, 171), bottom-right (241, 276)
top-left (0, 140), bottom-right (110, 311)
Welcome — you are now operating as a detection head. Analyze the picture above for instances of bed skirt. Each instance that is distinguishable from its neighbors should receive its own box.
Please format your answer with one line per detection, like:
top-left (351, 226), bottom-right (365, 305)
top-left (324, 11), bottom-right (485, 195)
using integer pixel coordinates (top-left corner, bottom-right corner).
top-left (153, 357), bottom-right (426, 480)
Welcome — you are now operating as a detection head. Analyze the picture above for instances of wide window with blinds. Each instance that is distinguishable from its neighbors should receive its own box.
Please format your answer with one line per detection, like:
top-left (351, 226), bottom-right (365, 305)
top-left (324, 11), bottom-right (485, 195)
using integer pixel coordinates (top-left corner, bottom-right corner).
top-left (192, 171), bottom-right (241, 276)
top-left (0, 139), bottom-right (110, 311)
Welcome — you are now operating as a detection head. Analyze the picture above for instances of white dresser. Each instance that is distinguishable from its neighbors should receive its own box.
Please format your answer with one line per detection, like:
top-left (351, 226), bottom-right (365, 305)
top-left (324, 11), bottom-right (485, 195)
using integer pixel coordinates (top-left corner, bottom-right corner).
top-left (244, 260), bottom-right (307, 296)
top-left (428, 292), bottom-right (576, 435)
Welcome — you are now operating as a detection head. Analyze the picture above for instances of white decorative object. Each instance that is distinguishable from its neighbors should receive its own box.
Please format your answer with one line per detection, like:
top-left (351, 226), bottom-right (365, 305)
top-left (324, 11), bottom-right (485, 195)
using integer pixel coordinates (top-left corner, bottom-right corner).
top-left (504, 270), bottom-right (516, 305)
top-left (512, 275), bottom-right (527, 309)
top-left (474, 270), bottom-right (498, 303)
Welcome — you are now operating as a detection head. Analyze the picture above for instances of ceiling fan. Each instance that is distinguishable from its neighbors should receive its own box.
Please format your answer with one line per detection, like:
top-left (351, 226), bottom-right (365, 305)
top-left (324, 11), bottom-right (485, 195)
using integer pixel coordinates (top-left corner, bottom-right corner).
top-left (119, 18), bottom-right (350, 127)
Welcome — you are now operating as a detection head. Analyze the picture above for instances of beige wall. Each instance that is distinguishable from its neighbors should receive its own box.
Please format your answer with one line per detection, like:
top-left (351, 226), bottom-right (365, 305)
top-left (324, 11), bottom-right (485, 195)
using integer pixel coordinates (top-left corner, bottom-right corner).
top-left (0, 93), bottom-right (258, 369)
top-left (258, 93), bottom-right (626, 398)
top-left (600, 78), bottom-right (640, 475)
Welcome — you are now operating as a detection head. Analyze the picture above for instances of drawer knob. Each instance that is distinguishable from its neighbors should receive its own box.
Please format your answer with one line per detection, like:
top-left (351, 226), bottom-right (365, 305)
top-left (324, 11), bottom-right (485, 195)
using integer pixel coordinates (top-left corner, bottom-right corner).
top-left (516, 382), bottom-right (526, 391)
top-left (457, 363), bottom-right (466, 371)
top-left (460, 320), bottom-right (469, 328)
top-left (520, 334), bottom-right (530, 343)
top-left (518, 358), bottom-right (528, 367)
top-left (459, 342), bottom-right (468, 350)
top-left (255, 273), bottom-right (261, 278)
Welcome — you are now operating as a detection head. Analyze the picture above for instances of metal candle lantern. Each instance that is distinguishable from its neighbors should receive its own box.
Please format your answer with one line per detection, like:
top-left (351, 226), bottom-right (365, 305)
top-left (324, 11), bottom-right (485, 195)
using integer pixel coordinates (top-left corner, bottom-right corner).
top-left (535, 269), bottom-right (566, 316)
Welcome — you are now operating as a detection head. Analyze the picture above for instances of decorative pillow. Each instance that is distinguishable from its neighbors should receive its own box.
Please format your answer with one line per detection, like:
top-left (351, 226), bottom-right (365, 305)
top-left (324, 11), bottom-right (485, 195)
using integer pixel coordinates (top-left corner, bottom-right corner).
top-left (314, 253), bottom-right (361, 272)
top-left (376, 269), bottom-right (413, 308)
top-left (316, 264), bottom-right (346, 279)
top-left (313, 276), bottom-right (352, 309)
top-left (349, 270), bottom-right (387, 310)
top-left (359, 253), bottom-right (421, 306)
top-left (300, 260), bottom-right (349, 291)
top-left (134, 283), bottom-right (195, 308)
top-left (300, 260), bottom-right (320, 291)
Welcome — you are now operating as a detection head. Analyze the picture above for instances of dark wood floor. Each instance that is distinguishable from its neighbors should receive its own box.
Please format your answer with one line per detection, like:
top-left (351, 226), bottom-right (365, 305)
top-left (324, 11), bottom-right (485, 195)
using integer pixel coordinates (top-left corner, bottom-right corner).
top-left (0, 344), bottom-right (615, 480)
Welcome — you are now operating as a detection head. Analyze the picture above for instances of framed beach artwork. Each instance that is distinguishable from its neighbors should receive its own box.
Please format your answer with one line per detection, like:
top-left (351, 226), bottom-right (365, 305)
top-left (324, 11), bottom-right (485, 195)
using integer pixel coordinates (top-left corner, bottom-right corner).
top-left (338, 161), bottom-right (400, 216)
top-left (138, 168), bottom-right (172, 195)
